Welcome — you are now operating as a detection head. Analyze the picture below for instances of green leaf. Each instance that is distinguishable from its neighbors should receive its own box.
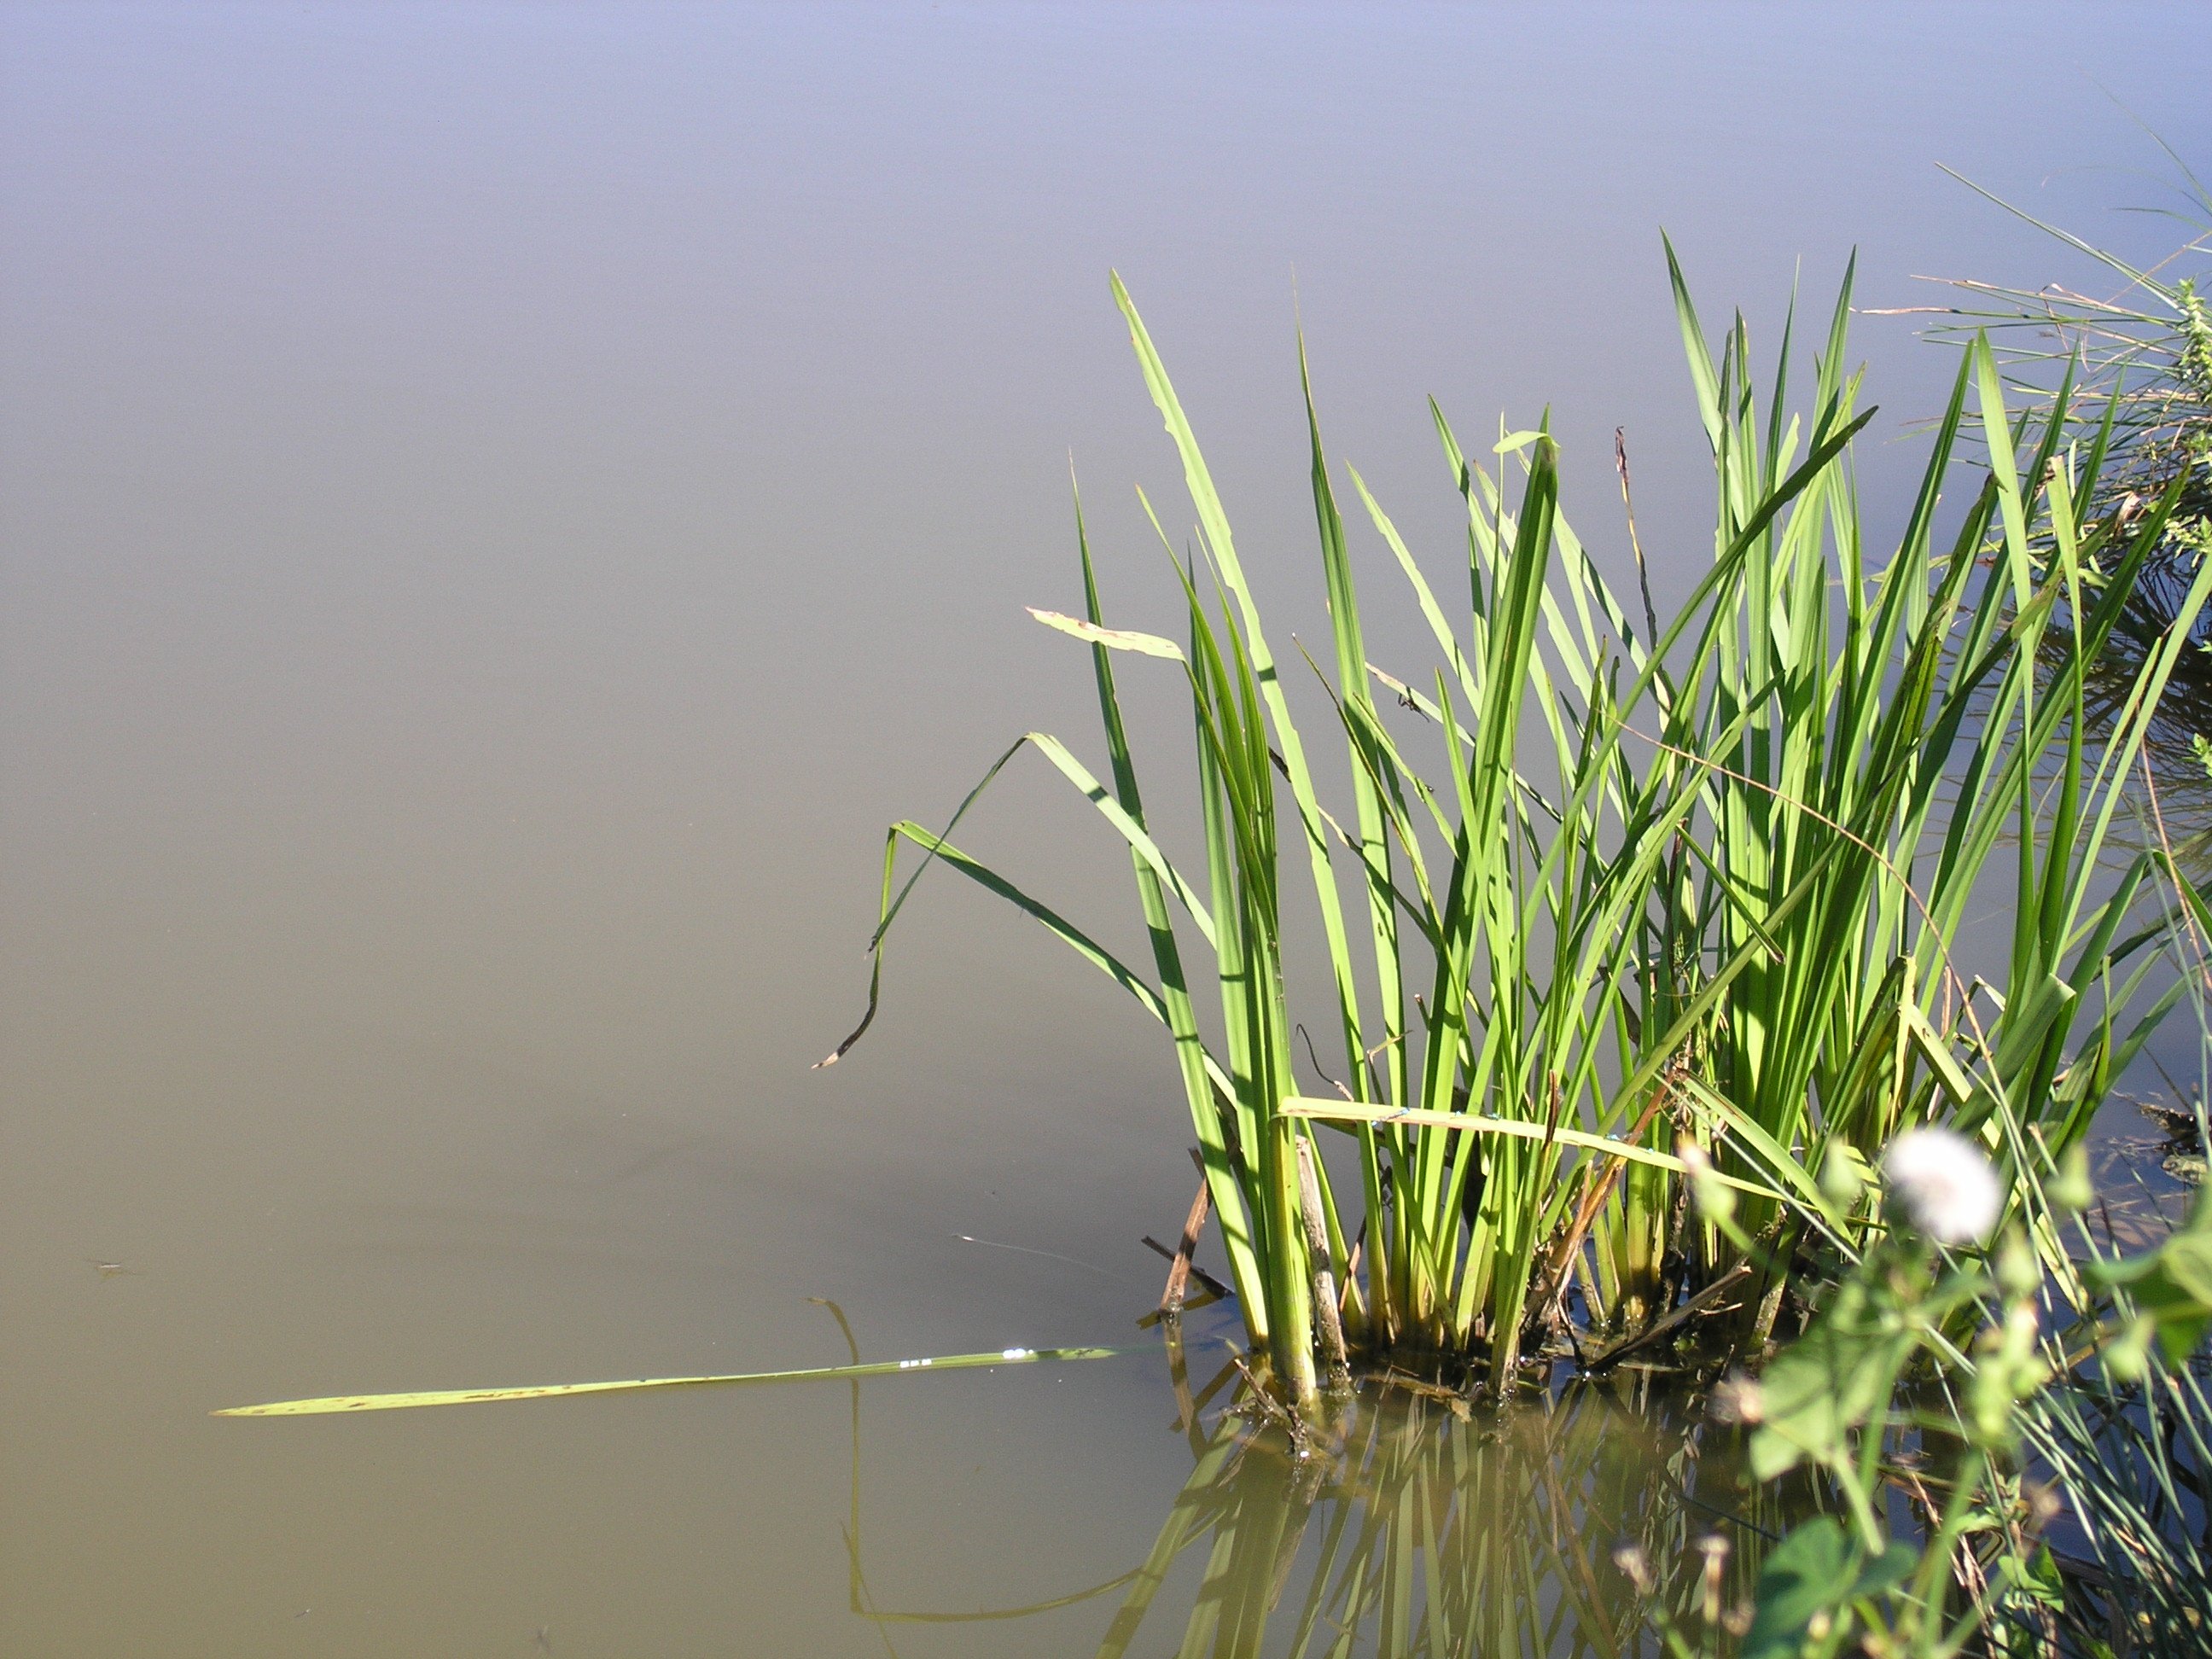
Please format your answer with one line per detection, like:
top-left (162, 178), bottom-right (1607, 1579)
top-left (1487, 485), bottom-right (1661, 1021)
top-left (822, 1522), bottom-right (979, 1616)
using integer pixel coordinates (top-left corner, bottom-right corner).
top-left (1749, 1278), bottom-right (1913, 1479)
top-left (1901, 1002), bottom-right (1976, 1104)
top-left (2090, 1195), bottom-right (2212, 1364)
top-left (1741, 1517), bottom-right (1852, 1659)
top-left (1852, 1540), bottom-right (1919, 1601)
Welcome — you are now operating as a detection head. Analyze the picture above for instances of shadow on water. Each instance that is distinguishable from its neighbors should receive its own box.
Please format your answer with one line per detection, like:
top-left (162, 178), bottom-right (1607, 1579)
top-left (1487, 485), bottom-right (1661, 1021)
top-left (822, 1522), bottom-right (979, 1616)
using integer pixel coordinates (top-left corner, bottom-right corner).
top-left (2071, 556), bottom-right (2212, 870)
top-left (832, 1306), bottom-right (1778, 1658)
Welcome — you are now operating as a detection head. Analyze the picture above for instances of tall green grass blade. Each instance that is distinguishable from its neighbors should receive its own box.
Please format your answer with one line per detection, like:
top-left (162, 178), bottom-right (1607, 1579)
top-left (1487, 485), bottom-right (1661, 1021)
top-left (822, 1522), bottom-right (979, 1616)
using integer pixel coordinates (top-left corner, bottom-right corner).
top-left (1073, 486), bottom-right (1268, 1319)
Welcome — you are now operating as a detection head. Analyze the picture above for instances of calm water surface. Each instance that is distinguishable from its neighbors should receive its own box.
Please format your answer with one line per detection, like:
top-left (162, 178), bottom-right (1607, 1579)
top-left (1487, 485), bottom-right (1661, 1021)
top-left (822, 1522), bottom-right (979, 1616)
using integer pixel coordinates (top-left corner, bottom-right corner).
top-left (4, 4), bottom-right (2209, 1653)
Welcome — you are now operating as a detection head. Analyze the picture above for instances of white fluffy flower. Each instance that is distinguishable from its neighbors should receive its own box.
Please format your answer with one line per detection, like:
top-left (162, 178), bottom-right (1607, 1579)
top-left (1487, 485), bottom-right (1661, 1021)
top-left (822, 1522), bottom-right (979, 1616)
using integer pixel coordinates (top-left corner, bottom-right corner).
top-left (1881, 1127), bottom-right (2002, 1245)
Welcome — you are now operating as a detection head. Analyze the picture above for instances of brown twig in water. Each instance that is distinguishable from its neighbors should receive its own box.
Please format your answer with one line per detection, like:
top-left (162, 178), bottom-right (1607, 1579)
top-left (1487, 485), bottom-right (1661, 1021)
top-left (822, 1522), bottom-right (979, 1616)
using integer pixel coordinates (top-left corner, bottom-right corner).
top-left (1141, 1234), bottom-right (1231, 1303)
top-left (1528, 1054), bottom-right (1684, 1336)
top-left (1157, 1161), bottom-right (1214, 1316)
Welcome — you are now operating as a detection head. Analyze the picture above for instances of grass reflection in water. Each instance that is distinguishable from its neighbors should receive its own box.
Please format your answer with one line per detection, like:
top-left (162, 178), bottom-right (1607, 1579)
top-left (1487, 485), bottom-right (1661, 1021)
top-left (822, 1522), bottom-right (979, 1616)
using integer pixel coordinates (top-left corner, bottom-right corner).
top-left (839, 1307), bottom-right (1771, 1658)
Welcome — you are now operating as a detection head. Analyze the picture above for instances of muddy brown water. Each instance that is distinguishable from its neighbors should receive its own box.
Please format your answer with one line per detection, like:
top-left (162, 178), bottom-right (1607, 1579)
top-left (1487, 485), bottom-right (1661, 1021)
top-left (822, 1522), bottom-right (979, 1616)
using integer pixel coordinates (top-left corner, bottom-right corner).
top-left (4, 5), bottom-right (2209, 1654)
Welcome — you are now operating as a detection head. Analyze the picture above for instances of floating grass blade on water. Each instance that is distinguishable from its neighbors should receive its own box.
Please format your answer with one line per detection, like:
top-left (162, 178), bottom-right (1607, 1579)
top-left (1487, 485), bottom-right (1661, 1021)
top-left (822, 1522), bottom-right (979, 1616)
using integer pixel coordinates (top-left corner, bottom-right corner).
top-left (213, 1344), bottom-right (1128, 1417)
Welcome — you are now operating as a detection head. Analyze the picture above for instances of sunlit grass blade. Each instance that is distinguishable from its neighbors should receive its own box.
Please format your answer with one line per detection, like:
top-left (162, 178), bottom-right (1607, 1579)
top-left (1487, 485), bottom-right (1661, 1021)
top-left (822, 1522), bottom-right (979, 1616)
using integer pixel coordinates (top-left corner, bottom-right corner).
top-left (1277, 1097), bottom-right (1779, 1199)
top-left (214, 1345), bottom-right (1130, 1417)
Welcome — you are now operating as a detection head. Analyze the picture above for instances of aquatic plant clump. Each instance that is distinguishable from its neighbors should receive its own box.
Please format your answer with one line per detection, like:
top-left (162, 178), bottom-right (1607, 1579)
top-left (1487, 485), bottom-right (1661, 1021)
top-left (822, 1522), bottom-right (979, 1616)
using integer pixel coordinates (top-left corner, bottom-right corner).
top-left (832, 249), bottom-right (2212, 1412)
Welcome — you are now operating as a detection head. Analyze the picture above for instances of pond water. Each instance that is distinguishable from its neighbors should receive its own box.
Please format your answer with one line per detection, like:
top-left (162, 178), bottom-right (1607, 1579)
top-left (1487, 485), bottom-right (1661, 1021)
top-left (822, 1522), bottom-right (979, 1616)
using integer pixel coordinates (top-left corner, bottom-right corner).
top-left (3, 4), bottom-right (2209, 1654)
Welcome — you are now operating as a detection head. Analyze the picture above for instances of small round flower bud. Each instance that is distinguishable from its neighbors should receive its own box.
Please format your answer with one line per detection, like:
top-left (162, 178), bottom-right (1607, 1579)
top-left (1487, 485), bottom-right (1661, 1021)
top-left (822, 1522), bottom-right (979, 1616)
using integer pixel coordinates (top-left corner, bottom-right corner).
top-left (1708, 1371), bottom-right (1765, 1424)
top-left (1611, 1543), bottom-right (1655, 1595)
top-left (1882, 1126), bottom-right (2002, 1245)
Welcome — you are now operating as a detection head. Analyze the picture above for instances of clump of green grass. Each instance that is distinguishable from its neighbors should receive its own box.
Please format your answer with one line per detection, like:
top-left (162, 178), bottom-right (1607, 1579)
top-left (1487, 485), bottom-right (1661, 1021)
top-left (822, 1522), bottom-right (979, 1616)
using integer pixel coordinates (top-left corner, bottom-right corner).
top-left (832, 248), bottom-right (2211, 1413)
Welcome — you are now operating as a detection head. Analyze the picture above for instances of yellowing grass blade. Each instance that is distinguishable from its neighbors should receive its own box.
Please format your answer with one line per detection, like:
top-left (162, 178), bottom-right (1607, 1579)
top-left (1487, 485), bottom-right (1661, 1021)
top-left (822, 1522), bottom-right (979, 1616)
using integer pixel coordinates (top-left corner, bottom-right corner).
top-left (214, 1344), bottom-right (1126, 1417)
top-left (1027, 608), bottom-right (1186, 661)
top-left (1276, 1097), bottom-right (1778, 1200)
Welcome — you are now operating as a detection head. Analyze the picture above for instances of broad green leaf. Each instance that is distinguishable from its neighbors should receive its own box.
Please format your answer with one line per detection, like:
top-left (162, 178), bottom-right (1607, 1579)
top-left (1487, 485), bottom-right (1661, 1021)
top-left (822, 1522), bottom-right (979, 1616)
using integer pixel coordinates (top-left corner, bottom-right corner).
top-left (1741, 1517), bottom-right (1853, 1659)
top-left (1748, 1277), bottom-right (1913, 1479)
